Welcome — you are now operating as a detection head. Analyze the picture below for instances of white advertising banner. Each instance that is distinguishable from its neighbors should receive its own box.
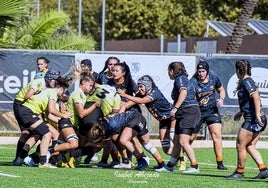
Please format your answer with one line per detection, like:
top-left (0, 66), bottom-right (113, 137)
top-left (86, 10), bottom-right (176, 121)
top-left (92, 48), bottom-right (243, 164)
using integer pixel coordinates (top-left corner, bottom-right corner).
top-left (75, 53), bottom-right (197, 103)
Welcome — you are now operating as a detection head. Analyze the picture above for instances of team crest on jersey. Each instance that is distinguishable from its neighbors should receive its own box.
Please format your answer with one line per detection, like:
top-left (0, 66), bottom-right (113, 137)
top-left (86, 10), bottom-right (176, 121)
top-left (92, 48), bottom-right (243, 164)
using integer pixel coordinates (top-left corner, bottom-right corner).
top-left (131, 62), bottom-right (140, 73)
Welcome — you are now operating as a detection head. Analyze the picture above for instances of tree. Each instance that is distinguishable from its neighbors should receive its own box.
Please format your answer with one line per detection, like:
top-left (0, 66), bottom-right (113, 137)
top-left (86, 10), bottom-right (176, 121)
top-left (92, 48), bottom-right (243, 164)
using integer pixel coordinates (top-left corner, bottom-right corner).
top-left (1, 10), bottom-right (96, 50)
top-left (225, 0), bottom-right (258, 54)
top-left (19, 0), bottom-right (268, 50)
top-left (0, 0), bottom-right (28, 37)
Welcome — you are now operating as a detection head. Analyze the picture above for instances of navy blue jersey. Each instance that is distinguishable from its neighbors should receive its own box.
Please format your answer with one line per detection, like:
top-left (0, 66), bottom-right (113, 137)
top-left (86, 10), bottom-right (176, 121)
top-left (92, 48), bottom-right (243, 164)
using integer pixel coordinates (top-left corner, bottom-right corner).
top-left (190, 73), bottom-right (222, 111)
top-left (171, 75), bottom-right (198, 107)
top-left (107, 79), bottom-right (138, 102)
top-left (237, 77), bottom-right (263, 119)
top-left (97, 72), bottom-right (113, 85)
top-left (103, 110), bottom-right (136, 135)
top-left (107, 78), bottom-right (141, 112)
top-left (137, 88), bottom-right (173, 120)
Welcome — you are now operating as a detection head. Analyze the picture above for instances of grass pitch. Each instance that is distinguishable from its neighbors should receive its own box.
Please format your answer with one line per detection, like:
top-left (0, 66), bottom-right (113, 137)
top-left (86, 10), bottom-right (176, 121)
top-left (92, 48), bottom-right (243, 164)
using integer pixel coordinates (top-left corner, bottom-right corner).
top-left (0, 145), bottom-right (268, 188)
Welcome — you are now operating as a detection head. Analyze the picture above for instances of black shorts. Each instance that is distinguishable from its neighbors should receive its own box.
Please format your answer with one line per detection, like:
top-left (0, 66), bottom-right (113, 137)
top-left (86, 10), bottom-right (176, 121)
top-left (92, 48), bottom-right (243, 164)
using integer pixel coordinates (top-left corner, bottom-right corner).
top-left (126, 111), bottom-right (148, 136)
top-left (193, 107), bottom-right (222, 134)
top-left (13, 99), bottom-right (25, 130)
top-left (175, 104), bottom-right (201, 135)
top-left (58, 118), bottom-right (76, 131)
top-left (79, 102), bottom-right (103, 136)
top-left (159, 118), bottom-right (173, 130)
top-left (18, 105), bottom-right (40, 128)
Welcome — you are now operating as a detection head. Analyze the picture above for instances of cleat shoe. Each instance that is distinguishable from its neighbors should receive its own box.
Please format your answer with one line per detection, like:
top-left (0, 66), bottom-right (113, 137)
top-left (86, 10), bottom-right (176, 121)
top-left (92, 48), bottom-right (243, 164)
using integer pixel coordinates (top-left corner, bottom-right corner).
top-left (113, 162), bottom-right (131, 169)
top-left (183, 167), bottom-right (200, 173)
top-left (14, 157), bottom-right (24, 166)
top-left (179, 161), bottom-right (186, 171)
top-left (96, 161), bottom-right (110, 168)
top-left (225, 172), bottom-right (244, 179)
top-left (153, 164), bottom-right (164, 169)
top-left (64, 152), bottom-right (76, 168)
top-left (217, 163), bottom-right (227, 170)
top-left (253, 169), bottom-right (268, 179)
top-left (91, 152), bottom-right (99, 163)
top-left (109, 160), bottom-right (120, 168)
top-left (67, 157), bottom-right (76, 168)
top-left (155, 165), bottom-right (173, 172)
top-left (135, 158), bottom-right (149, 170)
top-left (58, 161), bottom-right (70, 168)
top-left (143, 156), bottom-right (150, 166)
top-left (24, 156), bottom-right (35, 167)
top-left (38, 163), bottom-right (57, 169)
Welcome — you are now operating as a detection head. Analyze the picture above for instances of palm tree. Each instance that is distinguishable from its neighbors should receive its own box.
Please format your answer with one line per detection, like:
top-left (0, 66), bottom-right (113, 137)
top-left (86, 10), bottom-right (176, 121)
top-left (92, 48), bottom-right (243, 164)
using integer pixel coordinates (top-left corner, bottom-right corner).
top-left (225, 0), bottom-right (258, 54)
top-left (1, 10), bottom-right (96, 50)
top-left (0, 0), bottom-right (28, 36)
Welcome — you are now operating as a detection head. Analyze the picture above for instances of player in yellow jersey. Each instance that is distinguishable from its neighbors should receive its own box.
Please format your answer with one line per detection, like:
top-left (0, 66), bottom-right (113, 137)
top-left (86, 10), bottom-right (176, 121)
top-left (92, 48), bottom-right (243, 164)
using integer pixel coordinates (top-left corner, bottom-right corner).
top-left (15, 76), bottom-right (70, 168)
top-left (48, 73), bottom-right (100, 168)
top-left (13, 70), bottom-right (60, 164)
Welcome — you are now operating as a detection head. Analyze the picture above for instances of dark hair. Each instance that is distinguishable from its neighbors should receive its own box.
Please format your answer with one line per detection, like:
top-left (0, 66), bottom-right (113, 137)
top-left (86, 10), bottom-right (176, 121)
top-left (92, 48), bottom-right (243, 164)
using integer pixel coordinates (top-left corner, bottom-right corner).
top-left (81, 59), bottom-right (92, 71)
top-left (56, 76), bottom-right (70, 88)
top-left (88, 122), bottom-right (105, 143)
top-left (37, 57), bottom-right (49, 64)
top-left (100, 56), bottom-right (120, 73)
top-left (192, 60), bottom-right (209, 79)
top-left (235, 59), bottom-right (251, 77)
top-left (168, 61), bottom-right (188, 77)
top-left (114, 62), bottom-right (133, 89)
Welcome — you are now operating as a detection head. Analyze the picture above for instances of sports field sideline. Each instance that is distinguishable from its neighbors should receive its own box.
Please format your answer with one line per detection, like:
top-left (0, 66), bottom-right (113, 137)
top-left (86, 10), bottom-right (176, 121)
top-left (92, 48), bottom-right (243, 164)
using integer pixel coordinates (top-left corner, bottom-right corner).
top-left (1, 136), bottom-right (268, 149)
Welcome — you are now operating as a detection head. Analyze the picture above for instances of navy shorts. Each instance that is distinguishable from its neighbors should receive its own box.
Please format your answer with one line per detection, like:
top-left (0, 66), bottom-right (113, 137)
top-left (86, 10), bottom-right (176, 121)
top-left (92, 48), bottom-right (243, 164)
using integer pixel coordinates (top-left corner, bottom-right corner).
top-left (127, 111), bottom-right (148, 136)
top-left (159, 118), bottom-right (173, 130)
top-left (242, 115), bottom-right (267, 133)
top-left (193, 107), bottom-right (222, 134)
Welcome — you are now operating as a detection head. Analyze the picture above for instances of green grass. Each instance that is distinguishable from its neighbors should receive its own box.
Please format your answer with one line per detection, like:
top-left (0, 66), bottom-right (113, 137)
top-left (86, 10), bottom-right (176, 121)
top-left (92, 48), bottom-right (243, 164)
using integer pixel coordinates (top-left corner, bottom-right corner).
top-left (0, 145), bottom-right (268, 188)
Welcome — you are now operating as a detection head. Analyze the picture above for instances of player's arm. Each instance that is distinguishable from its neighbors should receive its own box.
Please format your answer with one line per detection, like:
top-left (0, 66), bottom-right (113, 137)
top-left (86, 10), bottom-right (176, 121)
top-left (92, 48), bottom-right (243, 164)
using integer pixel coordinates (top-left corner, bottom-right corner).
top-left (75, 101), bottom-right (101, 119)
top-left (23, 88), bottom-right (36, 101)
top-left (117, 89), bottom-right (151, 104)
top-left (48, 99), bottom-right (71, 119)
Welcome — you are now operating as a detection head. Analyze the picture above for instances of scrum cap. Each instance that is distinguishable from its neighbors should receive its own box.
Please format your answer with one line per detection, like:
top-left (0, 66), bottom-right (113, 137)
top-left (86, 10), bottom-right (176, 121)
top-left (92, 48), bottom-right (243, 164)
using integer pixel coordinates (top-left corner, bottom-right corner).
top-left (197, 61), bottom-right (209, 72)
top-left (137, 76), bottom-right (152, 91)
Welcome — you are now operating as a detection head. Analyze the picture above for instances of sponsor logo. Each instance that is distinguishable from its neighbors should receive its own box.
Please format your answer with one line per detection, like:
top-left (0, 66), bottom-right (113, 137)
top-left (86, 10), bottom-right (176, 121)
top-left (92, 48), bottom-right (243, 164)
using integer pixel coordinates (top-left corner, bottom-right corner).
top-left (227, 67), bottom-right (268, 105)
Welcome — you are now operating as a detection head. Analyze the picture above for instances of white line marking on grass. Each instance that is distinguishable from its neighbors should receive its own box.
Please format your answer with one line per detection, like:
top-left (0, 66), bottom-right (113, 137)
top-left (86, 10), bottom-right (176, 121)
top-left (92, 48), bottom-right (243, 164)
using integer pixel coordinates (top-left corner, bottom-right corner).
top-left (0, 171), bottom-right (20, 178)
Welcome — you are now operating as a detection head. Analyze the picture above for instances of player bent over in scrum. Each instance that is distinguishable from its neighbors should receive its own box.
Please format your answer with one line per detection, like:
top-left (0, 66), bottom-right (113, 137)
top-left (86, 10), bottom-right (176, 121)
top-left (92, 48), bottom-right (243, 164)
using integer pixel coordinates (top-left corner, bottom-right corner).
top-left (89, 109), bottom-right (165, 170)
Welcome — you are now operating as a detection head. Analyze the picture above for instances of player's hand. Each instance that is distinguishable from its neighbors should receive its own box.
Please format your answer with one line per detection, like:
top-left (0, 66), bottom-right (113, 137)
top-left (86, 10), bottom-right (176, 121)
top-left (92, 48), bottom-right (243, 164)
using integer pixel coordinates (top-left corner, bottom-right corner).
top-left (234, 111), bottom-right (242, 121)
top-left (216, 98), bottom-right (224, 107)
top-left (117, 89), bottom-right (126, 97)
top-left (94, 101), bottom-right (101, 107)
top-left (256, 116), bottom-right (264, 126)
top-left (62, 111), bottom-right (72, 119)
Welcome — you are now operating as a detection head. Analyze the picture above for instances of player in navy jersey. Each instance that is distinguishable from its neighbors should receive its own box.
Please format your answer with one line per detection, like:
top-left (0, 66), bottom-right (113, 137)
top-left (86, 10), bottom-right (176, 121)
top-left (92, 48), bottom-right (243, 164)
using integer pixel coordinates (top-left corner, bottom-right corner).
top-left (117, 75), bottom-right (176, 156)
top-left (190, 61), bottom-right (227, 170)
top-left (156, 61), bottom-right (201, 173)
top-left (97, 56), bottom-right (120, 84)
top-left (104, 62), bottom-right (149, 166)
top-left (226, 60), bottom-right (268, 179)
top-left (89, 109), bottom-right (165, 170)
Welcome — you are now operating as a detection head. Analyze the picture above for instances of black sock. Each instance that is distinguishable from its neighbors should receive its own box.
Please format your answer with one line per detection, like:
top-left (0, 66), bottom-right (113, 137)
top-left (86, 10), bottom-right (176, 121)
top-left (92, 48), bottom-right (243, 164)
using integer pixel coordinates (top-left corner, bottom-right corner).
top-left (122, 158), bottom-right (129, 164)
top-left (39, 156), bottom-right (46, 165)
top-left (15, 141), bottom-right (25, 159)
